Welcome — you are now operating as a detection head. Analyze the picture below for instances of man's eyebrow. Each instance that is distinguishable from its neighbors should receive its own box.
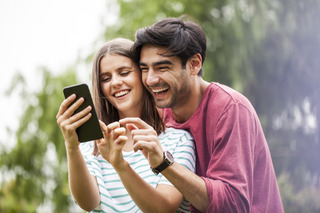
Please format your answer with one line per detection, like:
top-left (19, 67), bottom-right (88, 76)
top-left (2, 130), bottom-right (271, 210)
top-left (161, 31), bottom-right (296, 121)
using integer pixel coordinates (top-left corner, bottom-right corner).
top-left (139, 60), bottom-right (173, 67)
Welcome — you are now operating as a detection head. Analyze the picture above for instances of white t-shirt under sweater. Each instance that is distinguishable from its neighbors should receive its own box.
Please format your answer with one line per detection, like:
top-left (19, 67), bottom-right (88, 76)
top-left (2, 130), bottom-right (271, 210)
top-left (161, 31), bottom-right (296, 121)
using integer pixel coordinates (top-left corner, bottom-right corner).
top-left (79, 127), bottom-right (195, 213)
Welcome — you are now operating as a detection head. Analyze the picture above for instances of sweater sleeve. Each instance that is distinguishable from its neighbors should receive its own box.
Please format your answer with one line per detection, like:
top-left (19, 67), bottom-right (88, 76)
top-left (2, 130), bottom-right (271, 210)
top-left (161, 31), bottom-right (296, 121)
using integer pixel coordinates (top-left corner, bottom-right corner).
top-left (202, 103), bottom-right (256, 213)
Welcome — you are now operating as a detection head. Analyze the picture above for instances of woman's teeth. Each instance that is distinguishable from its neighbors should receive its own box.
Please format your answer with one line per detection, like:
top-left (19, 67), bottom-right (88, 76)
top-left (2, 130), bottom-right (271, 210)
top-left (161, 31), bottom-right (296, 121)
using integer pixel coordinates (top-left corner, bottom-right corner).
top-left (115, 90), bottom-right (129, 97)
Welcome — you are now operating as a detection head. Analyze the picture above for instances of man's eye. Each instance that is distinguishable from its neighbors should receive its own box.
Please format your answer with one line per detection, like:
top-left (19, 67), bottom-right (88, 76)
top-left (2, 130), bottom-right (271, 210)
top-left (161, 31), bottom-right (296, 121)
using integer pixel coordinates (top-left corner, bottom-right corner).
top-left (158, 66), bottom-right (169, 71)
top-left (140, 67), bottom-right (149, 72)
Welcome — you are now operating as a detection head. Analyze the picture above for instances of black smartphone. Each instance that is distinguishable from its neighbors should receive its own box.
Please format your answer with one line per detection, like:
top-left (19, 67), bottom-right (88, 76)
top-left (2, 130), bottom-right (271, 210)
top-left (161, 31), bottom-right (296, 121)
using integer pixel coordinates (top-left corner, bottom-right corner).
top-left (63, 83), bottom-right (103, 142)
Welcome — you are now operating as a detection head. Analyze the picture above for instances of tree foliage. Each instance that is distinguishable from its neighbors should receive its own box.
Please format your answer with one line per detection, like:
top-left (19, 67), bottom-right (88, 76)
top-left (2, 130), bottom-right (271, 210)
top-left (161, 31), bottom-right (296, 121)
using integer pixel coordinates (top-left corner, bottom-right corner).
top-left (1, 0), bottom-right (319, 212)
top-left (0, 68), bottom-right (78, 212)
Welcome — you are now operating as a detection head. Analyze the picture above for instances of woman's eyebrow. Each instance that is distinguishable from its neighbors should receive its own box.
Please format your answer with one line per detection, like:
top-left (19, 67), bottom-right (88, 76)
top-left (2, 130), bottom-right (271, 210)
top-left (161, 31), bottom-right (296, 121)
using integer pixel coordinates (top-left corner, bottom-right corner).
top-left (99, 66), bottom-right (133, 77)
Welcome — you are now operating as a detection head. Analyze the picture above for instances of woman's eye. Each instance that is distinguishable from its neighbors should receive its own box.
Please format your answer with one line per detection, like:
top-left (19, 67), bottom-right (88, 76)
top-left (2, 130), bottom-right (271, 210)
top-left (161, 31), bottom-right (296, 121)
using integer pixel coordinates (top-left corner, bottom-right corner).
top-left (101, 77), bottom-right (111, 82)
top-left (120, 71), bottom-right (130, 76)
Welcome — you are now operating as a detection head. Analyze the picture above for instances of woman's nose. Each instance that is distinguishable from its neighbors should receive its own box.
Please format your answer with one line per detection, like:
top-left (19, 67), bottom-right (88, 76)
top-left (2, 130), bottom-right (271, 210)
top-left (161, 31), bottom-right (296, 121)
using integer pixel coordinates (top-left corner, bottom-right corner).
top-left (111, 75), bottom-right (123, 87)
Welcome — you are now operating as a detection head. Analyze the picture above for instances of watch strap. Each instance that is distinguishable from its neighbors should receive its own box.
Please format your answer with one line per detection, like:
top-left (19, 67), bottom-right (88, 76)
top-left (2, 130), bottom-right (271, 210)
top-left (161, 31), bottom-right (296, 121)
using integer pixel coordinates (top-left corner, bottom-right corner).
top-left (151, 151), bottom-right (174, 175)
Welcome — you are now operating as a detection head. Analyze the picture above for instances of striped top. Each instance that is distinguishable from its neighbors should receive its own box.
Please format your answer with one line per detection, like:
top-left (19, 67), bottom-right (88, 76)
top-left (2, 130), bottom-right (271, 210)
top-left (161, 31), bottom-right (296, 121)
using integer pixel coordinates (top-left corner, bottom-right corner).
top-left (79, 127), bottom-right (195, 213)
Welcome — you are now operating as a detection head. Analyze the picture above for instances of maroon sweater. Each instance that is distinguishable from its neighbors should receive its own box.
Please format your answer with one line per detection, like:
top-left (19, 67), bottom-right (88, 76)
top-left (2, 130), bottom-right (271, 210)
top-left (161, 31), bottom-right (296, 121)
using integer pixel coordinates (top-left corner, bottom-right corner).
top-left (164, 83), bottom-right (283, 213)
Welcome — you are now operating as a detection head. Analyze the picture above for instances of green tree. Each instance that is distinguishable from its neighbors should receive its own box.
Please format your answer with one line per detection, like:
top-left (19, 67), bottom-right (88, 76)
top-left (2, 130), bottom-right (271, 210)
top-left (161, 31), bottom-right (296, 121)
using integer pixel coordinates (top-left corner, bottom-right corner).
top-left (0, 68), bottom-right (78, 212)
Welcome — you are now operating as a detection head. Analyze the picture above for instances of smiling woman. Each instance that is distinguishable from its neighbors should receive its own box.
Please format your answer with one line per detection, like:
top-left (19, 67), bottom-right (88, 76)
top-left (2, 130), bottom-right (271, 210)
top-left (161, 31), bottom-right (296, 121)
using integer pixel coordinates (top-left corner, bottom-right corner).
top-left (99, 54), bottom-right (144, 118)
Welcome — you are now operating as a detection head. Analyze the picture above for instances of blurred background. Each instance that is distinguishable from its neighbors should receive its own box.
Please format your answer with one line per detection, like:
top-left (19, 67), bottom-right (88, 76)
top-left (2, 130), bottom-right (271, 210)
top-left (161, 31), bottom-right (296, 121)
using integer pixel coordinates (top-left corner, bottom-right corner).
top-left (0, 0), bottom-right (319, 212)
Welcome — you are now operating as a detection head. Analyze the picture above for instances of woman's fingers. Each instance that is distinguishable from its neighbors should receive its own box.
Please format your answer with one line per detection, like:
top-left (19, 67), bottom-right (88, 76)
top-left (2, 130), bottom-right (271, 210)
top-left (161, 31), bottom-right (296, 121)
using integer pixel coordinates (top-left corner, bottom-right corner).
top-left (69, 111), bottom-right (92, 130)
top-left (69, 105), bottom-right (92, 124)
top-left (114, 135), bottom-right (128, 147)
top-left (56, 94), bottom-right (76, 119)
top-left (100, 121), bottom-right (120, 135)
top-left (58, 105), bottom-right (92, 130)
top-left (99, 120), bottom-right (108, 134)
top-left (114, 127), bottom-right (126, 137)
top-left (107, 122), bottom-right (120, 130)
top-left (99, 121), bottom-right (127, 144)
top-left (56, 94), bottom-right (82, 119)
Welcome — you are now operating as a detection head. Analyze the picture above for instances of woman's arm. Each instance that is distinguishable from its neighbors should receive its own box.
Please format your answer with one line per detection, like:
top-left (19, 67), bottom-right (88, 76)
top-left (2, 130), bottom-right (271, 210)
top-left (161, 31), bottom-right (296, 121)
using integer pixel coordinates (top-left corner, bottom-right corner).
top-left (56, 95), bottom-right (100, 211)
top-left (66, 147), bottom-right (100, 211)
top-left (116, 161), bottom-right (182, 213)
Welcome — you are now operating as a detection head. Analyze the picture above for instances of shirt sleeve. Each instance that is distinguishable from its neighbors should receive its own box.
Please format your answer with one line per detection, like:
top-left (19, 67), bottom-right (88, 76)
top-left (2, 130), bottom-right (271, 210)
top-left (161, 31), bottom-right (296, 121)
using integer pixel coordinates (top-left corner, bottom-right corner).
top-left (79, 142), bottom-right (97, 176)
top-left (203, 103), bottom-right (256, 213)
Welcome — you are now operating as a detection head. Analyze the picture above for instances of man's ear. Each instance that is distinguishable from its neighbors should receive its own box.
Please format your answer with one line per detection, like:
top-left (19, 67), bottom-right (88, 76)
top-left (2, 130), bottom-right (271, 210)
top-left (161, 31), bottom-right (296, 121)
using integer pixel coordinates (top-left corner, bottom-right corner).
top-left (189, 53), bottom-right (202, 75)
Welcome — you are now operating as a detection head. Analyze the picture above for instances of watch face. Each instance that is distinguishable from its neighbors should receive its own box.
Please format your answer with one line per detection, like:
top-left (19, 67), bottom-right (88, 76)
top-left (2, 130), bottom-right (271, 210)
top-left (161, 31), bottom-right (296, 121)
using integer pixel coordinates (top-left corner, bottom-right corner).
top-left (152, 151), bottom-right (174, 175)
top-left (164, 151), bottom-right (174, 164)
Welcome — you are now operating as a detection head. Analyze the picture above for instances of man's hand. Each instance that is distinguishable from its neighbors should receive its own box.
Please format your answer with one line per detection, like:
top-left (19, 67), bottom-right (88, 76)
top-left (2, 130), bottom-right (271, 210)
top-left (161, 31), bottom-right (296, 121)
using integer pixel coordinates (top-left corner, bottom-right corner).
top-left (120, 117), bottom-right (164, 168)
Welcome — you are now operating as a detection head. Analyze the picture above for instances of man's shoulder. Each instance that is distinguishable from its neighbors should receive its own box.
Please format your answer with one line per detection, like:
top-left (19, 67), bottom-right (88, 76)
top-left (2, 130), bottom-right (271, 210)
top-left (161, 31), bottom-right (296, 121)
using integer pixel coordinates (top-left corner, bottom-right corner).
top-left (207, 82), bottom-right (252, 108)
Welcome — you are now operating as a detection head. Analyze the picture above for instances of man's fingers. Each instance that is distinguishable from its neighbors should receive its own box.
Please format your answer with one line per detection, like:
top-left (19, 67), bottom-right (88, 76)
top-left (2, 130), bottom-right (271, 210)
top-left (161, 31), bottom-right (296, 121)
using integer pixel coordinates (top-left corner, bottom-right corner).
top-left (126, 123), bottom-right (138, 132)
top-left (131, 128), bottom-right (157, 136)
top-left (133, 140), bottom-right (156, 153)
top-left (133, 141), bottom-right (164, 168)
top-left (132, 134), bottom-right (158, 145)
top-left (119, 117), bottom-right (152, 130)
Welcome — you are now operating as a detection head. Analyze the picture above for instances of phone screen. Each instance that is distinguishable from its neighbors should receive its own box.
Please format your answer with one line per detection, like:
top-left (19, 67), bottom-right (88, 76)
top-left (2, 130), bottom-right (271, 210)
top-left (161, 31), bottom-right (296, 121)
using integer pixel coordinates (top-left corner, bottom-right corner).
top-left (63, 83), bottom-right (103, 142)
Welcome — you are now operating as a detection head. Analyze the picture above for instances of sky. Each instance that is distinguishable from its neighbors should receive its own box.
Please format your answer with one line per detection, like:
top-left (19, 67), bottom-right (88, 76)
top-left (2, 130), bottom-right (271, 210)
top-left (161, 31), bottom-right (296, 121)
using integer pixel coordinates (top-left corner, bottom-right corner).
top-left (0, 0), bottom-right (117, 146)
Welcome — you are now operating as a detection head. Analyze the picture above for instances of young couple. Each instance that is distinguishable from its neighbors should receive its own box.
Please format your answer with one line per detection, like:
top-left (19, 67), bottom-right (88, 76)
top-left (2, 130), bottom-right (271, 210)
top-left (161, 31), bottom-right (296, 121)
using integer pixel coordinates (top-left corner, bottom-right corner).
top-left (56, 17), bottom-right (284, 213)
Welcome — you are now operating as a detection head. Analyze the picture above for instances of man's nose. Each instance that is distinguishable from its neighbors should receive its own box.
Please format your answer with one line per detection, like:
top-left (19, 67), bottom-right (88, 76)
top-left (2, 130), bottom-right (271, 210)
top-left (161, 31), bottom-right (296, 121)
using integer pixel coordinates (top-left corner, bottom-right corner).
top-left (145, 69), bottom-right (159, 86)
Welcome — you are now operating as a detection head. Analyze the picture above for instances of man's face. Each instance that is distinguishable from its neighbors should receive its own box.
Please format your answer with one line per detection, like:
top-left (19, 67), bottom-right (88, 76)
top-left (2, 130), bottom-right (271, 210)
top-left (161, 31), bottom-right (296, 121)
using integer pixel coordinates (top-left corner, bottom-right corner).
top-left (139, 44), bottom-right (192, 109)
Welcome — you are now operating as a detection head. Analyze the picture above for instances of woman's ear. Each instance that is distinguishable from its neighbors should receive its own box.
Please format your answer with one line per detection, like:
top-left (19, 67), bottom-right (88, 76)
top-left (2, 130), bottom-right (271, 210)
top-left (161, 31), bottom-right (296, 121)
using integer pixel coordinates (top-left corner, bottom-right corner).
top-left (189, 53), bottom-right (202, 75)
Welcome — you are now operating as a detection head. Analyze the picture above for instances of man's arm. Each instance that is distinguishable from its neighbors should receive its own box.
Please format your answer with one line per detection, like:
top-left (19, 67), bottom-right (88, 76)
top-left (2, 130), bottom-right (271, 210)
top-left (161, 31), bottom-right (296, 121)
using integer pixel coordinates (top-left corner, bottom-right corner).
top-left (162, 162), bottom-right (209, 212)
top-left (120, 117), bottom-right (210, 212)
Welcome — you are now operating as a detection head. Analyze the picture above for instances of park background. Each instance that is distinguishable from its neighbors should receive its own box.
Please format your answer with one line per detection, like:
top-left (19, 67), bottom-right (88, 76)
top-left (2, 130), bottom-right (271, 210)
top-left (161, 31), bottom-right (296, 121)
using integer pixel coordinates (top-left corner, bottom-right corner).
top-left (0, 0), bottom-right (319, 212)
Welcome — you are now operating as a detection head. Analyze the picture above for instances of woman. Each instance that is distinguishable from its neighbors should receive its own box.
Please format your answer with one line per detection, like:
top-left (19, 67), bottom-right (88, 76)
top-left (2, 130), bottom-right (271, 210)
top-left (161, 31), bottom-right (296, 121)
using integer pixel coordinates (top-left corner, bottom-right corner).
top-left (56, 38), bottom-right (195, 212)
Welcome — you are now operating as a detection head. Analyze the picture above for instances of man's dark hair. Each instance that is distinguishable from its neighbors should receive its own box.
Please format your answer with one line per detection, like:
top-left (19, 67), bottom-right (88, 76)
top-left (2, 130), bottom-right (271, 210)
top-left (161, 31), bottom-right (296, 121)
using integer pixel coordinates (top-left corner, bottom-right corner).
top-left (132, 16), bottom-right (206, 76)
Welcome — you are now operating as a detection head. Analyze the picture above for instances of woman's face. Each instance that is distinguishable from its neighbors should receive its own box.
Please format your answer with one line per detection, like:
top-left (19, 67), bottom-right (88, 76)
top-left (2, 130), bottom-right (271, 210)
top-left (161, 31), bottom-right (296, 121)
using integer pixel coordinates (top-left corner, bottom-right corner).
top-left (99, 54), bottom-right (144, 118)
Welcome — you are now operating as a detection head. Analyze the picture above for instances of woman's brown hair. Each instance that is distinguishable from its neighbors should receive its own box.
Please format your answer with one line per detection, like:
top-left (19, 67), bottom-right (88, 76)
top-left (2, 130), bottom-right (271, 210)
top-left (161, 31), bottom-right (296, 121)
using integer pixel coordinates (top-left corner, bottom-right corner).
top-left (91, 38), bottom-right (165, 155)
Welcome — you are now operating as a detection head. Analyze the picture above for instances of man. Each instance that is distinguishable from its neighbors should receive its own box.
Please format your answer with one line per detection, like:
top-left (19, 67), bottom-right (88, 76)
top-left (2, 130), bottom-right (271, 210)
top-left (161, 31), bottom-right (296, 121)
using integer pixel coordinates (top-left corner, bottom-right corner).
top-left (122, 17), bottom-right (284, 212)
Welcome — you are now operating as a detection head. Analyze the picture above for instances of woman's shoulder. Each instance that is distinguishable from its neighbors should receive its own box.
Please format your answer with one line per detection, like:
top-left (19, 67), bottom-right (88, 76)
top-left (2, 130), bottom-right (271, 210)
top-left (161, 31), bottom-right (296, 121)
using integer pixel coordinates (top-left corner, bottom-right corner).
top-left (159, 127), bottom-right (194, 149)
top-left (161, 127), bottom-right (192, 138)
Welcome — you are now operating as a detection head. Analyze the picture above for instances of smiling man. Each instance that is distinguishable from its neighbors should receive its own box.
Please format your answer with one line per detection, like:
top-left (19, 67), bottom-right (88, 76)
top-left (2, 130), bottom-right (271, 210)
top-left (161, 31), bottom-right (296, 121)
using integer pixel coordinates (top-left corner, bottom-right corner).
top-left (128, 17), bottom-right (284, 213)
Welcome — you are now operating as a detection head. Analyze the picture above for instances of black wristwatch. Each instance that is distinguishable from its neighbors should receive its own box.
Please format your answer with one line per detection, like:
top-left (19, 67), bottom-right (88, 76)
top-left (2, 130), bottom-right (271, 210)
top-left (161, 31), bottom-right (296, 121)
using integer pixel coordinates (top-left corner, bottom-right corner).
top-left (151, 151), bottom-right (174, 175)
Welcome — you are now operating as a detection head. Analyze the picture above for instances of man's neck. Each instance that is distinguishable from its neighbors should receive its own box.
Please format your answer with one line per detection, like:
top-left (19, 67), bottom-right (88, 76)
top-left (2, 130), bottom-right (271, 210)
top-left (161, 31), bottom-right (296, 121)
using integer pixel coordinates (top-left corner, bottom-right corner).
top-left (172, 79), bottom-right (210, 123)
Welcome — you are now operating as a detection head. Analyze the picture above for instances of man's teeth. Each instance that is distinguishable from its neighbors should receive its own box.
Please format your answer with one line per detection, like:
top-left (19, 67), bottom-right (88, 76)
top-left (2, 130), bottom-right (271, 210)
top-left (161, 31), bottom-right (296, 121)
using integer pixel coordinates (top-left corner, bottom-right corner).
top-left (152, 88), bottom-right (168, 93)
top-left (115, 90), bottom-right (129, 97)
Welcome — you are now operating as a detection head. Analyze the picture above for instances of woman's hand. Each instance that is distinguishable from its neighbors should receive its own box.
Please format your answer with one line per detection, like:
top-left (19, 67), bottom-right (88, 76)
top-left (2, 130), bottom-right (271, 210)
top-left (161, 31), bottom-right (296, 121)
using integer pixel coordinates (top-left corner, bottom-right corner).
top-left (119, 117), bottom-right (164, 169)
top-left (97, 121), bottom-right (128, 170)
top-left (56, 94), bottom-right (92, 150)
